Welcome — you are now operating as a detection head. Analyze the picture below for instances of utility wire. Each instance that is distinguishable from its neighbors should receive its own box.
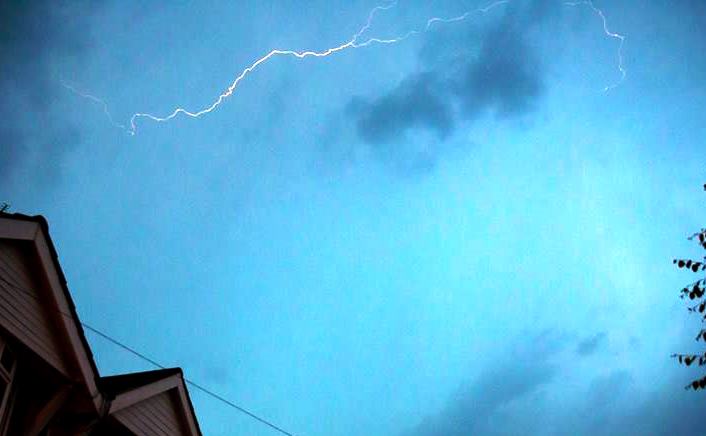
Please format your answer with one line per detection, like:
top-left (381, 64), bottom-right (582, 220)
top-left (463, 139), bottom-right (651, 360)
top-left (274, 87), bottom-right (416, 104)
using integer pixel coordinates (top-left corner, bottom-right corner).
top-left (0, 272), bottom-right (296, 436)
top-left (80, 320), bottom-right (296, 436)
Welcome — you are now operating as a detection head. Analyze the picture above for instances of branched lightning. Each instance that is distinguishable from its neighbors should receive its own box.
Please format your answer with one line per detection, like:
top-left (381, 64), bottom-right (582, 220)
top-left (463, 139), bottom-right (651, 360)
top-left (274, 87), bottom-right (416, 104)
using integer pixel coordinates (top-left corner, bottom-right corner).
top-left (64, 0), bottom-right (626, 136)
top-left (61, 81), bottom-right (128, 131)
top-left (564, 0), bottom-right (626, 92)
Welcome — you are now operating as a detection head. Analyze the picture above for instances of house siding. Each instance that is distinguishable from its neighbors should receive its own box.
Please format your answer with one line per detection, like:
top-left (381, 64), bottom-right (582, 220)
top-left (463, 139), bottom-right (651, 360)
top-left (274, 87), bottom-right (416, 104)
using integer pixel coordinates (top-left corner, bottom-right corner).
top-left (0, 239), bottom-right (69, 375)
top-left (114, 389), bottom-right (190, 436)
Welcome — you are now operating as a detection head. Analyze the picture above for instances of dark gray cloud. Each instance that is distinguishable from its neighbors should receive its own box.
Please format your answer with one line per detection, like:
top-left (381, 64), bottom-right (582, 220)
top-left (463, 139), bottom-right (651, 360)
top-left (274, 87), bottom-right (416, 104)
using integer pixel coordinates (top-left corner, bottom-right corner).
top-left (401, 330), bottom-right (706, 436)
top-left (347, 73), bottom-right (453, 146)
top-left (451, 21), bottom-right (543, 120)
top-left (345, 0), bottom-right (553, 158)
top-left (401, 330), bottom-right (564, 436)
top-left (611, 383), bottom-right (706, 435)
top-left (202, 365), bottom-right (231, 385)
top-left (584, 369), bottom-right (632, 411)
top-left (576, 332), bottom-right (608, 356)
top-left (558, 368), bottom-right (706, 436)
top-left (0, 0), bottom-right (91, 186)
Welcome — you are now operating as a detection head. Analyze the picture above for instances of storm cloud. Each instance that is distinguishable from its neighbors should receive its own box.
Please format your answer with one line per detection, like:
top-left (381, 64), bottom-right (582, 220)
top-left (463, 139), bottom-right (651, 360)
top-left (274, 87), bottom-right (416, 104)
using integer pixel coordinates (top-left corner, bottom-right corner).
top-left (576, 332), bottom-right (608, 356)
top-left (0, 0), bottom-right (90, 186)
top-left (452, 19), bottom-right (543, 120)
top-left (401, 331), bottom-right (564, 436)
top-left (346, 0), bottom-right (552, 152)
top-left (347, 73), bottom-right (454, 146)
top-left (401, 331), bottom-right (706, 436)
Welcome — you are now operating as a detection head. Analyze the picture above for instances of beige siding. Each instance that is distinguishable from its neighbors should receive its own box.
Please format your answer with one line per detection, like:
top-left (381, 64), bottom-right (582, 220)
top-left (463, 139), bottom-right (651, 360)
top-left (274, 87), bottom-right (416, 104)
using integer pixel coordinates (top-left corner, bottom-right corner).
top-left (0, 239), bottom-right (69, 375)
top-left (114, 389), bottom-right (190, 436)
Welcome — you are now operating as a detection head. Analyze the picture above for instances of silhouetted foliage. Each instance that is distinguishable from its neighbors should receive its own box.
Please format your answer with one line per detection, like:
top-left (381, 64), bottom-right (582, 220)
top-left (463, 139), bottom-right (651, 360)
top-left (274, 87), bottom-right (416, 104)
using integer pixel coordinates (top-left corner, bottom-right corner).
top-left (671, 184), bottom-right (706, 390)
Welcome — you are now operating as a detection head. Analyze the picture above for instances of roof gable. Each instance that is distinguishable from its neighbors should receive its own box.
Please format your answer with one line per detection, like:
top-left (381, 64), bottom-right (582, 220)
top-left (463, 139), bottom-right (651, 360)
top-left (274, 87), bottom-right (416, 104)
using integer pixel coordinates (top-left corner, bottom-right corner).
top-left (103, 369), bottom-right (201, 436)
top-left (0, 238), bottom-right (70, 375)
top-left (0, 213), bottom-right (202, 433)
top-left (0, 213), bottom-right (103, 412)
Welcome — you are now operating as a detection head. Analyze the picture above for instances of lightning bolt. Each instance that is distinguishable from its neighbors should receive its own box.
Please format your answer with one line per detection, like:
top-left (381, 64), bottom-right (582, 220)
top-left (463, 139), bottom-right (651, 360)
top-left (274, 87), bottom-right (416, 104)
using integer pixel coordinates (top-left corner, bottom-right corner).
top-left (64, 0), bottom-right (625, 136)
top-left (61, 81), bottom-right (128, 131)
top-left (564, 0), bottom-right (626, 92)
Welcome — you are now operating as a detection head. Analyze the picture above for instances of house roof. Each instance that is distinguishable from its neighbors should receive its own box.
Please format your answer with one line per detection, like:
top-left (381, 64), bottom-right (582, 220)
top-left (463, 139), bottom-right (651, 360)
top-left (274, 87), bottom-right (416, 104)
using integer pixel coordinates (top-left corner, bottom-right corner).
top-left (0, 211), bottom-right (102, 406)
top-left (0, 212), bottom-right (202, 435)
top-left (99, 368), bottom-right (183, 399)
top-left (100, 367), bottom-right (203, 436)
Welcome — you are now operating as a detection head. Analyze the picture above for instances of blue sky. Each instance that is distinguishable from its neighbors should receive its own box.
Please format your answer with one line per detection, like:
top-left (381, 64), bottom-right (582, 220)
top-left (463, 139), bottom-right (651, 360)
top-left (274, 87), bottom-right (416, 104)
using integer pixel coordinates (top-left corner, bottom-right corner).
top-left (2, 0), bottom-right (706, 434)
